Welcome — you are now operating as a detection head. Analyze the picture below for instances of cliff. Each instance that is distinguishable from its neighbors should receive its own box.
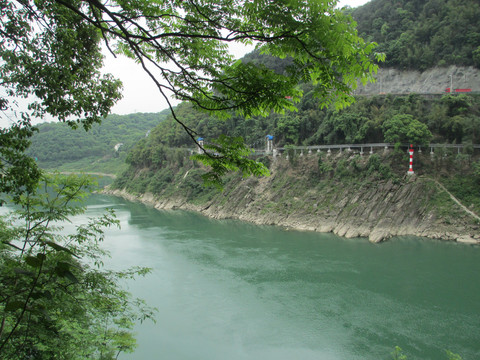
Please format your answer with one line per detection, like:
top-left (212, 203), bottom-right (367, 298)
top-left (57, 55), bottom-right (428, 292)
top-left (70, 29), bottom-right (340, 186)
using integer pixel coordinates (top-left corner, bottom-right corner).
top-left (106, 151), bottom-right (480, 244)
top-left (356, 66), bottom-right (480, 95)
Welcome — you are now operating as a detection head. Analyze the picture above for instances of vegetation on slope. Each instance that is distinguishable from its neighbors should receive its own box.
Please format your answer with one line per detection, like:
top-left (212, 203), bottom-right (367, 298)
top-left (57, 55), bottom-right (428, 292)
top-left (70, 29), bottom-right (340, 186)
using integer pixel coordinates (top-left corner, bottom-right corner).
top-left (29, 92), bottom-right (480, 179)
top-left (113, 142), bottom-right (480, 237)
top-left (351, 0), bottom-right (480, 70)
top-left (0, 0), bottom-right (414, 357)
top-left (112, 0), bottom-right (480, 205)
top-left (26, 111), bottom-right (169, 174)
top-left (119, 92), bottom-right (480, 158)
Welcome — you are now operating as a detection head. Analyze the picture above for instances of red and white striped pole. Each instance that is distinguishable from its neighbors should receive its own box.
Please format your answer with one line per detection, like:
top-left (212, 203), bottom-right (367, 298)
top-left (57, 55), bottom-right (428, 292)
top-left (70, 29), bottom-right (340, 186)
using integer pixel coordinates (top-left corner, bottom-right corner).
top-left (407, 144), bottom-right (414, 175)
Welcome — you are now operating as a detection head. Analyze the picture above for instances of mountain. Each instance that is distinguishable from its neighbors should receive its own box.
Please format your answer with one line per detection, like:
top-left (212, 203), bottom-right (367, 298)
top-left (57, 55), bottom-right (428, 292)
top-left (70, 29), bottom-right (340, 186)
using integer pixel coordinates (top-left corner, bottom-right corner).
top-left (27, 110), bottom-right (170, 174)
top-left (108, 0), bottom-right (480, 244)
top-left (351, 0), bottom-right (480, 71)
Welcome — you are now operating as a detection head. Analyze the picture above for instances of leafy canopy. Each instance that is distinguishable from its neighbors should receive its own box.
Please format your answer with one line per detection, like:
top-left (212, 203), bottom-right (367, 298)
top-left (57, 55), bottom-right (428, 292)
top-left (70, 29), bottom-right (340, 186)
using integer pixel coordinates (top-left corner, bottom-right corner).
top-left (191, 135), bottom-right (270, 188)
top-left (353, 0), bottom-right (480, 70)
top-left (0, 173), bottom-right (155, 359)
top-left (1, 0), bottom-right (381, 192)
top-left (382, 114), bottom-right (433, 146)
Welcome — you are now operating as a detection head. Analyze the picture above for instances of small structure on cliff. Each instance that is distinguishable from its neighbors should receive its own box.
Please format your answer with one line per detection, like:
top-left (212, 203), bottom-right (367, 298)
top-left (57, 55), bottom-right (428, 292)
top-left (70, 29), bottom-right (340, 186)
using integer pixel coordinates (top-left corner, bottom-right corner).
top-left (407, 144), bottom-right (414, 175)
top-left (265, 135), bottom-right (274, 154)
top-left (197, 137), bottom-right (204, 154)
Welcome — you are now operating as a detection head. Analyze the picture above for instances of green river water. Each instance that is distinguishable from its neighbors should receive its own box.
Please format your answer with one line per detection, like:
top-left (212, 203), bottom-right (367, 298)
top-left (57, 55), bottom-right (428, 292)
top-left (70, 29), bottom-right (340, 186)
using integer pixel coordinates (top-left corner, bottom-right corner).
top-left (10, 194), bottom-right (480, 359)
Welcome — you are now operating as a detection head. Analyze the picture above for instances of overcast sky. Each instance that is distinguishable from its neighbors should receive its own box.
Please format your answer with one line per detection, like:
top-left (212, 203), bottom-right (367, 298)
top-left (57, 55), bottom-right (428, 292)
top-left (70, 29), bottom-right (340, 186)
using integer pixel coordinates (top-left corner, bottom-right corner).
top-left (106, 0), bottom-right (372, 116)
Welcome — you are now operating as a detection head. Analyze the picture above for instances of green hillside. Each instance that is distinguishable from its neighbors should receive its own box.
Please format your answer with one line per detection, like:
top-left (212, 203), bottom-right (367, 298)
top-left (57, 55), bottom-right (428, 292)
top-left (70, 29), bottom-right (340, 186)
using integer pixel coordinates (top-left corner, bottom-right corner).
top-left (28, 0), bottom-right (480, 180)
top-left (351, 0), bottom-right (480, 70)
top-left (115, 0), bottom-right (480, 174)
top-left (27, 110), bottom-right (170, 174)
top-left (121, 92), bottom-right (480, 154)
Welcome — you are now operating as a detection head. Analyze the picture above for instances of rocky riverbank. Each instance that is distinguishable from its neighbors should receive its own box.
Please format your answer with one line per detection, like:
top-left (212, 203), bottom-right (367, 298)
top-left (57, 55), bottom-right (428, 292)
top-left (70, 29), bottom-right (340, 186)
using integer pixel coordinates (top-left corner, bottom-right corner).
top-left (104, 156), bottom-right (480, 244)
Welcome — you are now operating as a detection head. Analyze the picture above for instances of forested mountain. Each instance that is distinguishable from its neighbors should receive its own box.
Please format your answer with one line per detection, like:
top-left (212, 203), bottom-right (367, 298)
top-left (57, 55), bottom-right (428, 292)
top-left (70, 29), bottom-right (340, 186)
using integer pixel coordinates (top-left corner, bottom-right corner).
top-left (351, 0), bottom-right (480, 70)
top-left (108, 0), bottom-right (479, 248)
top-left (121, 0), bottom-right (480, 167)
top-left (241, 0), bottom-right (480, 73)
top-left (32, 0), bottom-right (480, 176)
top-left (27, 110), bottom-right (170, 171)
top-left (124, 90), bottom-right (480, 169)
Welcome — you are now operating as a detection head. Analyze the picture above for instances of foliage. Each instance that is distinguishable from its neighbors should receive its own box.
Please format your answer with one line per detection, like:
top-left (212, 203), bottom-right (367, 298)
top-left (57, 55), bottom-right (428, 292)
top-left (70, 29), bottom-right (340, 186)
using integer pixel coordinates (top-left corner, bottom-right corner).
top-left (391, 346), bottom-right (408, 360)
top-left (474, 160), bottom-right (480, 181)
top-left (0, 0), bottom-right (123, 128)
top-left (256, 156), bottom-right (272, 170)
top-left (116, 92), bottom-right (480, 191)
top-left (0, 1), bottom-right (409, 357)
top-left (1, 0), bottom-right (382, 192)
top-left (352, 0), bottom-right (480, 70)
top-left (0, 118), bottom-right (40, 202)
top-left (28, 92), bottom-right (479, 190)
top-left (445, 350), bottom-right (463, 360)
top-left (315, 111), bottom-right (371, 144)
top-left (1, 0), bottom-right (123, 196)
top-left (317, 155), bottom-right (333, 175)
top-left (382, 114), bottom-right (433, 146)
top-left (441, 174), bottom-right (480, 214)
top-left (134, 93), bottom-right (480, 152)
top-left (27, 112), bottom-right (169, 170)
top-left (284, 144), bottom-right (299, 166)
top-left (390, 347), bottom-right (463, 360)
top-left (191, 135), bottom-right (270, 189)
top-left (277, 116), bottom-right (301, 145)
top-left (0, 173), bottom-right (155, 359)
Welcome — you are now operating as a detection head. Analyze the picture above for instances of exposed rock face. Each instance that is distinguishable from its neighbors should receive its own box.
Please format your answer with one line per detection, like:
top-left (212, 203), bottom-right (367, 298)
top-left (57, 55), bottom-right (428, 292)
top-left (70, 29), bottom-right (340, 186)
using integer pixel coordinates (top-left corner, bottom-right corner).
top-left (356, 66), bottom-right (480, 95)
top-left (105, 157), bottom-right (480, 244)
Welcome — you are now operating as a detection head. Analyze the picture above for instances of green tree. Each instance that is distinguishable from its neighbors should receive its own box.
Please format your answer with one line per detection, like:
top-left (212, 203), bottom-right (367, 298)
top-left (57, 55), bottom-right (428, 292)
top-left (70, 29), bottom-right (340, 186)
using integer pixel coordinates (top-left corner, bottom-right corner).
top-left (191, 135), bottom-right (269, 188)
top-left (382, 114), bottom-right (432, 146)
top-left (26, 112), bottom-right (166, 170)
top-left (391, 346), bottom-right (408, 360)
top-left (276, 116), bottom-right (301, 145)
top-left (473, 160), bottom-right (480, 183)
top-left (1, 3), bottom-right (382, 354)
top-left (0, 173), bottom-right (155, 359)
top-left (353, 0), bottom-right (480, 70)
top-left (473, 46), bottom-right (480, 67)
top-left (1, 0), bottom-right (381, 192)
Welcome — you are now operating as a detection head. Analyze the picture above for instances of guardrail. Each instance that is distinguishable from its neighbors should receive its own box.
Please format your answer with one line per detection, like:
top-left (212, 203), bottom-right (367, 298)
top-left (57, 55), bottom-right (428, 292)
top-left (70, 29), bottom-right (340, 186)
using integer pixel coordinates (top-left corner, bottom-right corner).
top-left (252, 143), bottom-right (480, 156)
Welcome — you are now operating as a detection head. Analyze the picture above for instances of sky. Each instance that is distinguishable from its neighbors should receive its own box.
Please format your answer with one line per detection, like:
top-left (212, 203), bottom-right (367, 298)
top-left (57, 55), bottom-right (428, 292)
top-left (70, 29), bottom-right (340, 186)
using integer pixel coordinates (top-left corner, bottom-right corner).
top-left (105, 0), bottom-right (373, 116)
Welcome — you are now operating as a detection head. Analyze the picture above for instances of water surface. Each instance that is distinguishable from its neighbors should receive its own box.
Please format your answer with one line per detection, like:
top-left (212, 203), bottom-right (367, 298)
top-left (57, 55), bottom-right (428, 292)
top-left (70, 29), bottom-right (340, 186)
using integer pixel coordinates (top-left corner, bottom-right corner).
top-left (23, 195), bottom-right (480, 359)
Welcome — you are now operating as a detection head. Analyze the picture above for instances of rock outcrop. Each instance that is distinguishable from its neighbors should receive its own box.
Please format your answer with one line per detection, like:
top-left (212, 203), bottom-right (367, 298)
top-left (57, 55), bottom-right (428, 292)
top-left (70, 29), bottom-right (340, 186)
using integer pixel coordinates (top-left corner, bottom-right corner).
top-left (105, 156), bottom-right (480, 244)
top-left (356, 66), bottom-right (480, 95)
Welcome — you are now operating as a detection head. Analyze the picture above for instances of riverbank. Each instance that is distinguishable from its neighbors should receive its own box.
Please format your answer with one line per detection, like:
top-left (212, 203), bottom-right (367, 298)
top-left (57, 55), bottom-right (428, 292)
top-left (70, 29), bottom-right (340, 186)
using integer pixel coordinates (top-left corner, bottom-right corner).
top-left (88, 193), bottom-right (480, 360)
top-left (104, 154), bottom-right (480, 244)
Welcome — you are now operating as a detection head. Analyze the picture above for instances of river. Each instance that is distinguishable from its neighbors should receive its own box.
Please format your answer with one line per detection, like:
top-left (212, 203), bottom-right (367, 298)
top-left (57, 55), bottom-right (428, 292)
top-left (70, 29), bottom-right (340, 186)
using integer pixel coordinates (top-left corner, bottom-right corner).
top-left (6, 193), bottom-right (480, 359)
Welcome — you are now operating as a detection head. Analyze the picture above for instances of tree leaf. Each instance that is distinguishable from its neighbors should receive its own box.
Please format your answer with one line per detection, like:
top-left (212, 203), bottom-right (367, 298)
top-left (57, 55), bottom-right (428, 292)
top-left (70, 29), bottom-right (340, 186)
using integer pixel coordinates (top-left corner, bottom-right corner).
top-left (25, 254), bottom-right (42, 268)
top-left (44, 240), bottom-right (78, 257)
top-left (62, 270), bottom-right (79, 284)
top-left (5, 300), bottom-right (25, 312)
